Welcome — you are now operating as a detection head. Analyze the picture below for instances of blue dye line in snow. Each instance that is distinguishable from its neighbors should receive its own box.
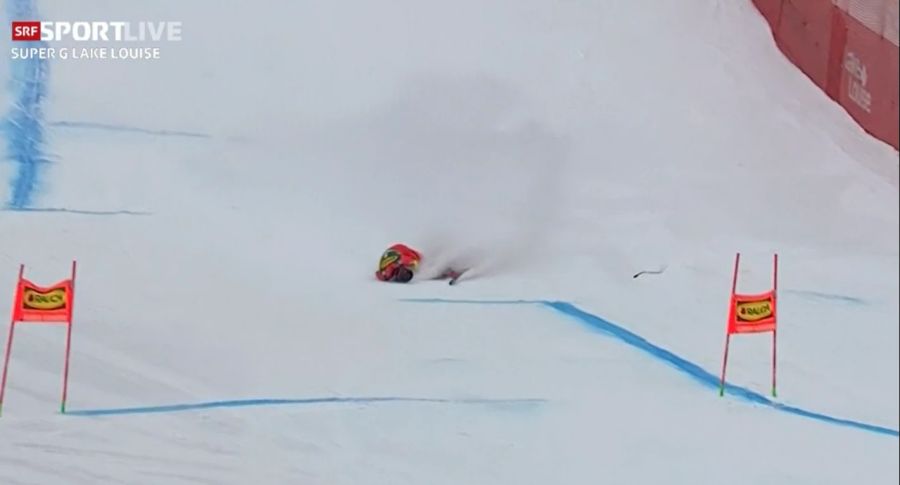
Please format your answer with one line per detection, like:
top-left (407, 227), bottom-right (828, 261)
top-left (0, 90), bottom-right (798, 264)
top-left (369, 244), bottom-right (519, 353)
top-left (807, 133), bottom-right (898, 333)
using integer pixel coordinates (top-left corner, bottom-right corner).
top-left (66, 396), bottom-right (546, 417)
top-left (49, 121), bottom-right (210, 139)
top-left (403, 298), bottom-right (899, 438)
top-left (4, 0), bottom-right (49, 209)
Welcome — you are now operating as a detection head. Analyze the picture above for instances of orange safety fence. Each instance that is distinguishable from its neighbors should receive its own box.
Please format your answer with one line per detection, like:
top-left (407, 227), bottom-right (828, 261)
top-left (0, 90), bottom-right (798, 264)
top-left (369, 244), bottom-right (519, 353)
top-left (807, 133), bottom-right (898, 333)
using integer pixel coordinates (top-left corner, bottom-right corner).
top-left (752, 0), bottom-right (899, 149)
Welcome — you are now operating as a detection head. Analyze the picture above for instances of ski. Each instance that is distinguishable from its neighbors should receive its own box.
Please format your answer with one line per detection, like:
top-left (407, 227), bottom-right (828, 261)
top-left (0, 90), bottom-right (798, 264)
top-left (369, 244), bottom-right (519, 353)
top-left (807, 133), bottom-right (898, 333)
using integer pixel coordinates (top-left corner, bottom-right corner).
top-left (447, 269), bottom-right (468, 285)
top-left (424, 268), bottom-right (469, 285)
top-left (632, 265), bottom-right (667, 279)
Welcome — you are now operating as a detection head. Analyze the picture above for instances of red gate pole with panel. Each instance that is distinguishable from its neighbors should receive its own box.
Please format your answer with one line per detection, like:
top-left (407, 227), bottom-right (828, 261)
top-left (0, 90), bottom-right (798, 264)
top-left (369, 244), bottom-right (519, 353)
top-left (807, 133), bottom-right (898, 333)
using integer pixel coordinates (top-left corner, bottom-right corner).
top-left (0, 261), bottom-right (77, 416)
top-left (718, 253), bottom-right (778, 398)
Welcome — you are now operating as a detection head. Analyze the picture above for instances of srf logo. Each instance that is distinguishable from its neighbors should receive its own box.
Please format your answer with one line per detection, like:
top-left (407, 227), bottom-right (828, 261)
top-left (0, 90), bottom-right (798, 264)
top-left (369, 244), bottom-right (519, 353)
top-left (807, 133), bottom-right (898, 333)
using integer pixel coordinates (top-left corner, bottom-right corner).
top-left (12, 21), bottom-right (40, 41)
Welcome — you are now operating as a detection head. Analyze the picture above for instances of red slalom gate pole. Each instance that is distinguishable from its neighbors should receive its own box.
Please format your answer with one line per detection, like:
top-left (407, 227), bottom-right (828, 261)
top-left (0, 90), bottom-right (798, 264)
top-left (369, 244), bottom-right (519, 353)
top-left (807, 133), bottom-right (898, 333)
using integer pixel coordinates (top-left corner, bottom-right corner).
top-left (60, 261), bottom-right (77, 414)
top-left (773, 253), bottom-right (779, 291)
top-left (771, 254), bottom-right (778, 398)
top-left (719, 253), bottom-right (740, 397)
top-left (0, 264), bottom-right (24, 417)
top-left (771, 330), bottom-right (778, 398)
top-left (0, 320), bottom-right (17, 417)
top-left (719, 334), bottom-right (732, 397)
top-left (731, 253), bottom-right (741, 295)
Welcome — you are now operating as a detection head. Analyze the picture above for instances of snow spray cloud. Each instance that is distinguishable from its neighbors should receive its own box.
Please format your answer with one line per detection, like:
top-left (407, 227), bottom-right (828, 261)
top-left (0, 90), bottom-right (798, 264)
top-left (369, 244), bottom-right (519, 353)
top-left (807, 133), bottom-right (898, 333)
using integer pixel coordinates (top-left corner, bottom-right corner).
top-left (326, 75), bottom-right (568, 279)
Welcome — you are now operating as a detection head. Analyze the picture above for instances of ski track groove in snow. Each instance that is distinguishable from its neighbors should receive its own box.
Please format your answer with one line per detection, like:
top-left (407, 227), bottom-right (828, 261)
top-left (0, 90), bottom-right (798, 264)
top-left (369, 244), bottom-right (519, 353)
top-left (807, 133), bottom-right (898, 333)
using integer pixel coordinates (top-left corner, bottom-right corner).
top-left (47, 120), bottom-right (210, 139)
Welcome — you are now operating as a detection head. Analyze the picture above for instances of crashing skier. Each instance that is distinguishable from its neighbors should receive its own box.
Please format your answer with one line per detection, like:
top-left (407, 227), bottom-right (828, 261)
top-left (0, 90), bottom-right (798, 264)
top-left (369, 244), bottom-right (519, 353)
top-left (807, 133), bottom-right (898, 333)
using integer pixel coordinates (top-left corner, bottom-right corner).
top-left (375, 243), bottom-right (464, 284)
top-left (375, 243), bottom-right (421, 283)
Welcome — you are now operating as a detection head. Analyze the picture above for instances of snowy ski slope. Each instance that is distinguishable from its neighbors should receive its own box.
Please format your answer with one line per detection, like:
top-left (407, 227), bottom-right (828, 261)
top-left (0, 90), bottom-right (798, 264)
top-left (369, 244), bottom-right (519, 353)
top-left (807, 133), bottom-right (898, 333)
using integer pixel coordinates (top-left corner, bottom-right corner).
top-left (0, 0), bottom-right (898, 483)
